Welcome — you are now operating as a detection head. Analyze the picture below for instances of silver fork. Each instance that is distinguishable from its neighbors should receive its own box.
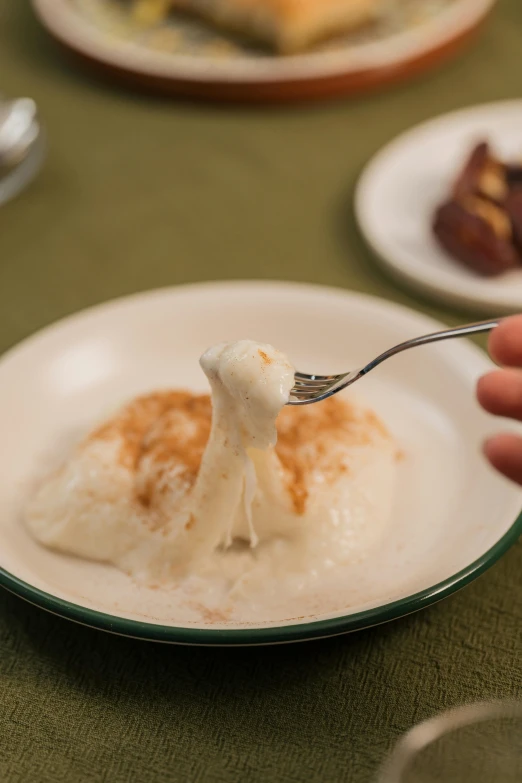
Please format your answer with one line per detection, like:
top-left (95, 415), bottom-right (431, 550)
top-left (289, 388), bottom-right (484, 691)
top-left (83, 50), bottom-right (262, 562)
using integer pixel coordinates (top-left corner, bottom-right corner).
top-left (288, 318), bottom-right (501, 406)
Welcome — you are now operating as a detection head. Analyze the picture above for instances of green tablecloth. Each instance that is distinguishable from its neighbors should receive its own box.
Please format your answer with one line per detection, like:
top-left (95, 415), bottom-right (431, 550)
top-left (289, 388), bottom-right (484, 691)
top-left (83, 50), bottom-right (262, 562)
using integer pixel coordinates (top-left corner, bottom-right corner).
top-left (1, 3), bottom-right (521, 781)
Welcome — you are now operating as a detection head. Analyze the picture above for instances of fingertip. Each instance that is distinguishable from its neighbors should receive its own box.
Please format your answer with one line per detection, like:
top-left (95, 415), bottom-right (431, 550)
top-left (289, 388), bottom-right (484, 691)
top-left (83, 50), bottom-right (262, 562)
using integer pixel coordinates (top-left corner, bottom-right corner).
top-left (483, 432), bottom-right (522, 486)
top-left (482, 433), bottom-right (504, 463)
top-left (489, 315), bottom-right (522, 366)
top-left (476, 371), bottom-right (497, 409)
top-left (476, 368), bottom-right (522, 417)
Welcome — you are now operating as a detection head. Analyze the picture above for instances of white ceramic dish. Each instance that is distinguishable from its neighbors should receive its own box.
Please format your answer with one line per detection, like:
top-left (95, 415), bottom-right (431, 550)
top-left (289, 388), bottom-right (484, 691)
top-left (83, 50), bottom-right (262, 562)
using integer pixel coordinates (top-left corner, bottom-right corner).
top-left (31, 0), bottom-right (495, 102)
top-left (0, 281), bottom-right (520, 645)
top-left (356, 100), bottom-right (522, 316)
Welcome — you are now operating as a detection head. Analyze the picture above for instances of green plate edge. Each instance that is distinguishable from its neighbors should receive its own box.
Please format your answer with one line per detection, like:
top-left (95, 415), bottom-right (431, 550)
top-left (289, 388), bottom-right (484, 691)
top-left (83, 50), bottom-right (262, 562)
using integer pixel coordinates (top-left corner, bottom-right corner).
top-left (1, 509), bottom-right (521, 645)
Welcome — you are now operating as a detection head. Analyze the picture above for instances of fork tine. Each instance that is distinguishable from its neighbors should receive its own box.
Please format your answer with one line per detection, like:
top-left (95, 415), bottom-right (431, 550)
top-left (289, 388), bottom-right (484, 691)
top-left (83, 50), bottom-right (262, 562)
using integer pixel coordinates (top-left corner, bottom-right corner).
top-left (292, 379), bottom-right (330, 389)
top-left (290, 386), bottom-right (329, 398)
top-left (292, 388), bottom-right (331, 397)
top-left (289, 371), bottom-right (347, 404)
top-left (294, 372), bottom-right (333, 382)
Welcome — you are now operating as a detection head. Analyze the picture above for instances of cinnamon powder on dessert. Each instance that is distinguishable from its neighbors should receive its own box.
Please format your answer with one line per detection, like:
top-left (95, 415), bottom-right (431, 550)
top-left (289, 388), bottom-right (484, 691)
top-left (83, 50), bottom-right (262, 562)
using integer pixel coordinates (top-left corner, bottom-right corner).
top-left (258, 349), bottom-right (272, 365)
top-left (91, 391), bottom-right (211, 508)
top-left (89, 391), bottom-right (388, 518)
top-left (275, 397), bottom-right (391, 515)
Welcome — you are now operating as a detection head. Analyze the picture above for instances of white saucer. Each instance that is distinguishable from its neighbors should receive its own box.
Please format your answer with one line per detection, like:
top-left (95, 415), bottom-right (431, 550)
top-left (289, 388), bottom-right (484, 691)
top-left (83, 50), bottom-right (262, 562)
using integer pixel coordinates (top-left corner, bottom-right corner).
top-left (0, 281), bottom-right (520, 645)
top-left (355, 100), bottom-right (522, 315)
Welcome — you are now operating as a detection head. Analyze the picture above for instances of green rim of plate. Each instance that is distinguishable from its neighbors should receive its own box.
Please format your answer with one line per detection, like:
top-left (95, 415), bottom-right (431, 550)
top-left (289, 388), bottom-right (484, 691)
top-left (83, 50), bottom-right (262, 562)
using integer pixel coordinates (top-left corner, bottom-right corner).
top-left (1, 510), bottom-right (521, 645)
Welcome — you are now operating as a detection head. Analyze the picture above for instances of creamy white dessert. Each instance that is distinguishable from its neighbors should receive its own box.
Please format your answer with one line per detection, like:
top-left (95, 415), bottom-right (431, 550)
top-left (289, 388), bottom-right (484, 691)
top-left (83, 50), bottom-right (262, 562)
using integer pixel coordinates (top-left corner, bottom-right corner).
top-left (25, 340), bottom-right (398, 617)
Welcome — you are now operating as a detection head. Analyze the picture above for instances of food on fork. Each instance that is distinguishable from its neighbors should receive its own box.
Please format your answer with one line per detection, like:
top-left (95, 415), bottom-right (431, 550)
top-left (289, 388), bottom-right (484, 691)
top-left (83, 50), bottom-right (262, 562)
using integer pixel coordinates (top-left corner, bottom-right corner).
top-left (130, 0), bottom-right (381, 53)
top-left (433, 142), bottom-right (522, 276)
top-left (24, 341), bottom-right (398, 618)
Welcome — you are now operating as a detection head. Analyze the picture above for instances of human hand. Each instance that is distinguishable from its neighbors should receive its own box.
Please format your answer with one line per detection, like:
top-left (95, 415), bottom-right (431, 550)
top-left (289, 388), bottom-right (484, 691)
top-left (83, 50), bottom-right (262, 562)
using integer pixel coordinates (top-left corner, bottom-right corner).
top-left (477, 315), bottom-right (522, 485)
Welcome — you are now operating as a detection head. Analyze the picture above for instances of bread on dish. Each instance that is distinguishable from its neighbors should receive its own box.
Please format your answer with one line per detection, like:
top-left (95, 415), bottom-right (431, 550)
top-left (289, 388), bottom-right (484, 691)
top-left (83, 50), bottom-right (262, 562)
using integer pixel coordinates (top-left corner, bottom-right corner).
top-left (131, 0), bottom-right (381, 53)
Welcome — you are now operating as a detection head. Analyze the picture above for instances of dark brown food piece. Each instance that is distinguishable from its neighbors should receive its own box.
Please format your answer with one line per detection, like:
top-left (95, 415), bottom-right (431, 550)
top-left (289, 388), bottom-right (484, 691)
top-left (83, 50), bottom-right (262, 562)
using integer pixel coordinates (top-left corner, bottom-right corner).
top-left (452, 142), bottom-right (508, 204)
top-left (452, 142), bottom-right (488, 199)
top-left (462, 195), bottom-right (512, 240)
top-left (433, 198), bottom-right (519, 276)
top-left (432, 139), bottom-right (522, 276)
top-left (506, 164), bottom-right (522, 188)
top-left (506, 188), bottom-right (522, 253)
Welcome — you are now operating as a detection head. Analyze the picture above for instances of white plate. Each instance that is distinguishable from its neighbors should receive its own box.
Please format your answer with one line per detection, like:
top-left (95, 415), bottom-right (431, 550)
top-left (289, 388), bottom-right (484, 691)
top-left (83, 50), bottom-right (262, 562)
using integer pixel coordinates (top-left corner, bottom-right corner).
top-left (31, 0), bottom-right (495, 101)
top-left (0, 281), bottom-right (520, 645)
top-left (356, 100), bottom-right (522, 315)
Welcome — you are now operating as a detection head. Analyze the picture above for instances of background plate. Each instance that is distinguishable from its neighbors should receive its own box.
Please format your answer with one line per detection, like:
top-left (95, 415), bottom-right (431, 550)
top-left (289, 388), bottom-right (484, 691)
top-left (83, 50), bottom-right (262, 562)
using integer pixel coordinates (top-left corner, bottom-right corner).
top-left (31, 0), bottom-right (495, 102)
top-left (356, 100), bottom-right (522, 315)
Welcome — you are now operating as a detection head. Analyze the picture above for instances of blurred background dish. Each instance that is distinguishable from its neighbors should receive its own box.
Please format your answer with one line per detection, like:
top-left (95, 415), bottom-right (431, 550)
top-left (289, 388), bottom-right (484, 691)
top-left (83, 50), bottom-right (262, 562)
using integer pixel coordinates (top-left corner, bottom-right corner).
top-left (0, 97), bottom-right (44, 208)
top-left (31, 0), bottom-right (496, 102)
top-left (377, 700), bottom-right (522, 783)
top-left (355, 100), bottom-right (522, 315)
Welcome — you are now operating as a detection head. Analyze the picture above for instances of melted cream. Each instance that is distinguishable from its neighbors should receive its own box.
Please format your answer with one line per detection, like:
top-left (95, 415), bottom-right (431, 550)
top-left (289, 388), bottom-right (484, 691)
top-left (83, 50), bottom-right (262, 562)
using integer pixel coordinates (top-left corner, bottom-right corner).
top-left (24, 340), bottom-right (398, 619)
top-left (171, 340), bottom-right (295, 564)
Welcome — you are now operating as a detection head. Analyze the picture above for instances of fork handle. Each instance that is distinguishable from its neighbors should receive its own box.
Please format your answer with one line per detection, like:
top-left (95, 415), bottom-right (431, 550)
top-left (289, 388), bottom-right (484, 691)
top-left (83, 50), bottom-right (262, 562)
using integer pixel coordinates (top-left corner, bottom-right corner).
top-left (361, 318), bottom-right (501, 377)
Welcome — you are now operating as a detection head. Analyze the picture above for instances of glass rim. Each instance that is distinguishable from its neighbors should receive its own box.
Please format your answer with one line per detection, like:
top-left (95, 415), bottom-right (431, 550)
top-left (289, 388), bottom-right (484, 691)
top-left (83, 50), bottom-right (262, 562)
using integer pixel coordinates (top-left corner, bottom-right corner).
top-left (377, 700), bottom-right (522, 783)
top-left (0, 129), bottom-right (46, 208)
